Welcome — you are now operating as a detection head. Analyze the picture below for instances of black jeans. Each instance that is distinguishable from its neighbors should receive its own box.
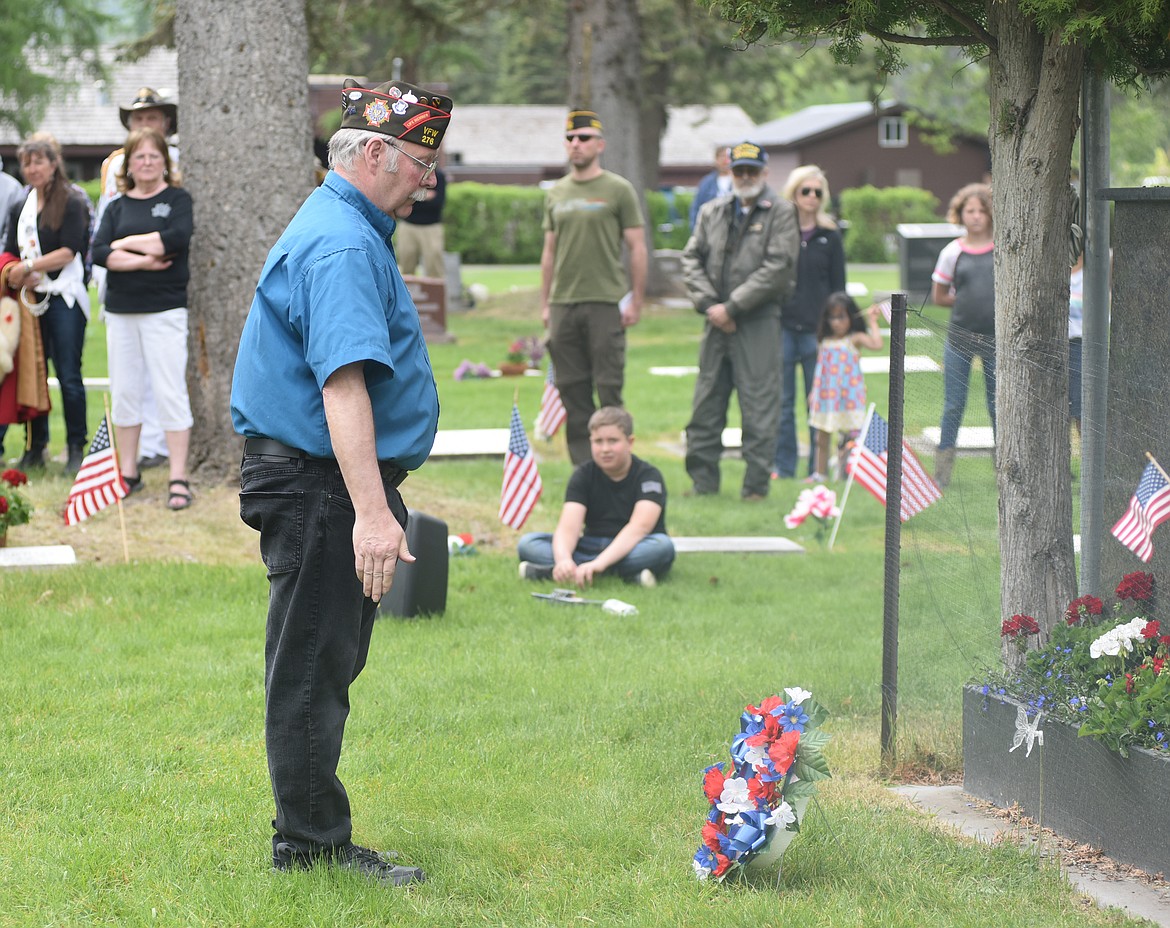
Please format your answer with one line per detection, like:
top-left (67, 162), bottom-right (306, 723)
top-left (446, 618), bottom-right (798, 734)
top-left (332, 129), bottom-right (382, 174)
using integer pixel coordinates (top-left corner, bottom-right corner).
top-left (239, 451), bottom-right (408, 854)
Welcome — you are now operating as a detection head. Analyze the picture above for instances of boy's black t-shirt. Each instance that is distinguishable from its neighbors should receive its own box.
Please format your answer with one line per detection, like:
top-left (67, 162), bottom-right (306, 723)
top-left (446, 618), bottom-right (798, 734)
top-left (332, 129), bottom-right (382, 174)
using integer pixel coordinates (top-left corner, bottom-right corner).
top-left (564, 454), bottom-right (668, 537)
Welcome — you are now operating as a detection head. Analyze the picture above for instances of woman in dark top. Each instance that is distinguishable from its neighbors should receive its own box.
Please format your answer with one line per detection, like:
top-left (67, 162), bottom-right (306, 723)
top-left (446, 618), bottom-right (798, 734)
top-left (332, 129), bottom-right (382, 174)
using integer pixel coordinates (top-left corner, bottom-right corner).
top-left (4, 132), bottom-right (92, 473)
top-left (92, 128), bottom-right (195, 509)
top-left (772, 165), bottom-right (846, 479)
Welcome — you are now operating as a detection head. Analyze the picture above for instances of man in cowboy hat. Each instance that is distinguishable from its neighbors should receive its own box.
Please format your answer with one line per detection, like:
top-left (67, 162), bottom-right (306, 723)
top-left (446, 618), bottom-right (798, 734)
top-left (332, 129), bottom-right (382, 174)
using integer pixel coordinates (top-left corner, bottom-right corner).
top-left (231, 77), bottom-right (452, 889)
top-left (93, 87), bottom-right (180, 471)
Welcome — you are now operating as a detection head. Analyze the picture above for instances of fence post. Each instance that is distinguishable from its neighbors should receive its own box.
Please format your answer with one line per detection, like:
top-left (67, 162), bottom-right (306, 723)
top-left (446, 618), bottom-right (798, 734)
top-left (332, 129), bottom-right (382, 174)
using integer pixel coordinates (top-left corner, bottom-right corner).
top-left (881, 292), bottom-right (908, 773)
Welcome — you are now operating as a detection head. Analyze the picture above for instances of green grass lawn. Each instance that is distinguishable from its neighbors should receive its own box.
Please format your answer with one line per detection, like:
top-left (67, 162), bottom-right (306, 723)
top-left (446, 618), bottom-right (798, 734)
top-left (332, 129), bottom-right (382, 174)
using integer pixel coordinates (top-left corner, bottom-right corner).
top-left (0, 264), bottom-right (1112, 927)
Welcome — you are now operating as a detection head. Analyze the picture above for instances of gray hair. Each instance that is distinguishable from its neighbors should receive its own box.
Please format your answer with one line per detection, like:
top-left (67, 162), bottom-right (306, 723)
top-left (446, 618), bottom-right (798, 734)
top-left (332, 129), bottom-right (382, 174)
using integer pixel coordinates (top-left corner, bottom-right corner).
top-left (328, 128), bottom-right (400, 174)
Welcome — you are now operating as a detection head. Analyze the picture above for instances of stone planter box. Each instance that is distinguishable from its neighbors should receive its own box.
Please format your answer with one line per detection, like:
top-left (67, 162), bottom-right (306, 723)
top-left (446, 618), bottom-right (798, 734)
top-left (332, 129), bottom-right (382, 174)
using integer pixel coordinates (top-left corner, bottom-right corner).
top-left (962, 685), bottom-right (1170, 877)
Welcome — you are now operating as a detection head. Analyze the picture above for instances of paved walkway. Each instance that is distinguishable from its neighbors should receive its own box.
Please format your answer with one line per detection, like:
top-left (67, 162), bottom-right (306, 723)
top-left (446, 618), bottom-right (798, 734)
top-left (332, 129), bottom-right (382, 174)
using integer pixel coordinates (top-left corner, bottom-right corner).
top-left (891, 785), bottom-right (1170, 926)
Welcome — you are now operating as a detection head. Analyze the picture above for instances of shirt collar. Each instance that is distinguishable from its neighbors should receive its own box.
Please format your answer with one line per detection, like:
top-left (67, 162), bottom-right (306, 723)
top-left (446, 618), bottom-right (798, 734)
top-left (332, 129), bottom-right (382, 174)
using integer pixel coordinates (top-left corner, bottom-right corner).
top-left (322, 170), bottom-right (398, 242)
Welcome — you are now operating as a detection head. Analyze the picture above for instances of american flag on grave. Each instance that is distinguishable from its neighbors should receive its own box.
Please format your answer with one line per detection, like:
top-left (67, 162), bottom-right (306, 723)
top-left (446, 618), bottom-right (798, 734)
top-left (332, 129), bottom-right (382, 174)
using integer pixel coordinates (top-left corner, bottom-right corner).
top-left (65, 416), bottom-right (128, 525)
top-left (847, 408), bottom-right (942, 521)
top-left (500, 404), bottom-right (542, 530)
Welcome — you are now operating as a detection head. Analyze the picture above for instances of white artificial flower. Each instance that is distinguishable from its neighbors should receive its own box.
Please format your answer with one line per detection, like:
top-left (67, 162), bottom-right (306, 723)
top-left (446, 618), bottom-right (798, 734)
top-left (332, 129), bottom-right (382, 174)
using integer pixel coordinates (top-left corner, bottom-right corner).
top-left (716, 777), bottom-right (754, 814)
top-left (693, 859), bottom-right (711, 880)
top-left (743, 745), bottom-right (768, 768)
top-left (785, 687), bottom-right (812, 705)
top-left (765, 800), bottom-right (797, 828)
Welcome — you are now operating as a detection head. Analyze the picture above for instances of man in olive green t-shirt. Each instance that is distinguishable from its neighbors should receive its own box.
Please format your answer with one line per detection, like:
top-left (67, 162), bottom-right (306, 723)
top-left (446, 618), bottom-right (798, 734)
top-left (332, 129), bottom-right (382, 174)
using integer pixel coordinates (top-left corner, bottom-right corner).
top-left (540, 110), bottom-right (647, 465)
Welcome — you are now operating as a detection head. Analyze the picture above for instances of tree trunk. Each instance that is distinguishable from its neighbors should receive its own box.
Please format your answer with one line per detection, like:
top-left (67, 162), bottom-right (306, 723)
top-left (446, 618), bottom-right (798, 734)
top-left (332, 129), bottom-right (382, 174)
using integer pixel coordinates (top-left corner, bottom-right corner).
top-left (566, 0), bottom-right (669, 294)
top-left (175, 2), bottom-right (315, 481)
top-left (986, 1), bottom-right (1081, 654)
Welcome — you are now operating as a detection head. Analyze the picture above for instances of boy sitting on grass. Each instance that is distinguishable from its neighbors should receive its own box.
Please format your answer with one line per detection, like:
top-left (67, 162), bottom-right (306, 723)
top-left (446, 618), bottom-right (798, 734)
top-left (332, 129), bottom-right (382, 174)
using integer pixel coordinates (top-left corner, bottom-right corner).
top-left (518, 406), bottom-right (675, 588)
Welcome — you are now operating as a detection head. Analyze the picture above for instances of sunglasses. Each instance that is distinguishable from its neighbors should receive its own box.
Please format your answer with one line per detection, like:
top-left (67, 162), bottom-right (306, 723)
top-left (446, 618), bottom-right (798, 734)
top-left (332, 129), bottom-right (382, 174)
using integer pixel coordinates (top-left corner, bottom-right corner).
top-left (800, 187), bottom-right (824, 198)
top-left (565, 133), bottom-right (600, 143)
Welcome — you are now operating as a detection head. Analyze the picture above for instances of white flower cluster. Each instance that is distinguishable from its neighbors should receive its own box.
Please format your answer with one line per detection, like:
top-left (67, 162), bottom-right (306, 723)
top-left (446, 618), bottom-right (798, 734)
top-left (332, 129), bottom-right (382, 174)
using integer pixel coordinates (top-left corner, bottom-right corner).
top-left (1089, 617), bottom-right (1149, 659)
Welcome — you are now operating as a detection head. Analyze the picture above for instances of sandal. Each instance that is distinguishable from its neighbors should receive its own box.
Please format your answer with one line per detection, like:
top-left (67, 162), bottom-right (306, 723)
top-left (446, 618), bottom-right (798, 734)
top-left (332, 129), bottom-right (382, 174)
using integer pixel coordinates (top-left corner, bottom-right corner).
top-left (167, 479), bottom-right (194, 511)
top-left (123, 474), bottom-right (144, 496)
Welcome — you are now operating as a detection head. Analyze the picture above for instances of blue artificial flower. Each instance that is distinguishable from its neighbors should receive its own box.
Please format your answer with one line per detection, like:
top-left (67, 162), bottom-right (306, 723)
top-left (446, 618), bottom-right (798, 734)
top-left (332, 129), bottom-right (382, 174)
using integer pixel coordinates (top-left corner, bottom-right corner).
top-left (981, 684), bottom-right (990, 695)
top-left (779, 703), bottom-right (810, 733)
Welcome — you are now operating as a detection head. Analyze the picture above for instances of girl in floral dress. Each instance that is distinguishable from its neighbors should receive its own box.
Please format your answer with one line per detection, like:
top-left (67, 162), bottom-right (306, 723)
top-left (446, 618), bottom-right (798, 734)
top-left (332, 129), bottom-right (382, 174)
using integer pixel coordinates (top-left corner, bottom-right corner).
top-left (806, 292), bottom-right (883, 481)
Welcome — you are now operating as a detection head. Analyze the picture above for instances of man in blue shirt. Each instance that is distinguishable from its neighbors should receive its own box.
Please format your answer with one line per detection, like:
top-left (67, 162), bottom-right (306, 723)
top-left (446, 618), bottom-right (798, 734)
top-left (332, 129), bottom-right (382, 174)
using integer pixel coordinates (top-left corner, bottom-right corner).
top-left (231, 77), bottom-right (451, 888)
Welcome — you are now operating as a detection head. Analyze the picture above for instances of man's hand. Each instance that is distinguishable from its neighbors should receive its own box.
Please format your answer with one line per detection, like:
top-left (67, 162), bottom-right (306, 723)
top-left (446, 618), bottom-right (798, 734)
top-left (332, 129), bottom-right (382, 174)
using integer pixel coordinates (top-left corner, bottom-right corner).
top-left (552, 557), bottom-right (578, 584)
top-left (353, 508), bottom-right (416, 603)
top-left (573, 561), bottom-right (599, 588)
top-left (620, 299), bottom-right (642, 328)
top-left (541, 303), bottom-right (551, 328)
top-left (706, 303), bottom-right (736, 333)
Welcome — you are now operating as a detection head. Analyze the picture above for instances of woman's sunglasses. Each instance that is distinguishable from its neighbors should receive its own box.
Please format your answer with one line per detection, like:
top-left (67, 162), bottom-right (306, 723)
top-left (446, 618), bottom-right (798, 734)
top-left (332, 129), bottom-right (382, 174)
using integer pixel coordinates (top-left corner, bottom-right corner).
top-left (800, 187), bottom-right (824, 198)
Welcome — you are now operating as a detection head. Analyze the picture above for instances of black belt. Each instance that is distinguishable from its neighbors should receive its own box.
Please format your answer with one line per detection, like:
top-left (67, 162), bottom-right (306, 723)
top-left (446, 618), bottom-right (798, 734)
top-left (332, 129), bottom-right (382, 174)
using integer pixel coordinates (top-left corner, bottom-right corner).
top-left (243, 437), bottom-right (408, 488)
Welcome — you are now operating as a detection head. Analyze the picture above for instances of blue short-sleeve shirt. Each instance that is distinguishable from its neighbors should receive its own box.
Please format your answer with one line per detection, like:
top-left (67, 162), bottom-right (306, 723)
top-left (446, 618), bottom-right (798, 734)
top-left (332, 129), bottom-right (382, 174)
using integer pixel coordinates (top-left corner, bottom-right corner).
top-left (230, 172), bottom-right (439, 470)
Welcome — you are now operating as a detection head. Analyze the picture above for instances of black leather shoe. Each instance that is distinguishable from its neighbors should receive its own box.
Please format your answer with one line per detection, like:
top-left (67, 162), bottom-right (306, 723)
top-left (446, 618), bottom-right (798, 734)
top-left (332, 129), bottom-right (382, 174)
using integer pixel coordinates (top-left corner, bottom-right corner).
top-left (273, 842), bottom-right (425, 887)
top-left (65, 445), bottom-right (86, 474)
top-left (16, 448), bottom-right (46, 471)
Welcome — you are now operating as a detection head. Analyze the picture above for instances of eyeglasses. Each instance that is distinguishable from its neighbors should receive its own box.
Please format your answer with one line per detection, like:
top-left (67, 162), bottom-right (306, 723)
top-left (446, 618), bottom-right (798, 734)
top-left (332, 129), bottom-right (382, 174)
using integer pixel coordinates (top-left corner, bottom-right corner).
top-left (565, 133), bottom-right (600, 143)
top-left (800, 187), bottom-right (824, 198)
top-left (383, 138), bottom-right (438, 181)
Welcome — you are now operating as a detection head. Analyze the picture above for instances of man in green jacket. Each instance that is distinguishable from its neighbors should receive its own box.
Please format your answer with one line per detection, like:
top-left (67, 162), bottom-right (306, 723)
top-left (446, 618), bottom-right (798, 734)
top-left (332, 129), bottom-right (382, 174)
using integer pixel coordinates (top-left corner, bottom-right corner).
top-left (681, 142), bottom-right (799, 500)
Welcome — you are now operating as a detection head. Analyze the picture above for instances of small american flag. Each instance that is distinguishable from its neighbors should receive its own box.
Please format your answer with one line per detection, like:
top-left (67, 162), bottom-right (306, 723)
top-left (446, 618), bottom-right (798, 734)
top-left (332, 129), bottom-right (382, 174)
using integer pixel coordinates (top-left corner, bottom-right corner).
top-left (65, 415), bottom-right (127, 525)
top-left (535, 361), bottom-right (567, 439)
top-left (847, 408), bottom-right (941, 521)
top-left (1111, 460), bottom-right (1170, 563)
top-left (500, 404), bottom-right (542, 530)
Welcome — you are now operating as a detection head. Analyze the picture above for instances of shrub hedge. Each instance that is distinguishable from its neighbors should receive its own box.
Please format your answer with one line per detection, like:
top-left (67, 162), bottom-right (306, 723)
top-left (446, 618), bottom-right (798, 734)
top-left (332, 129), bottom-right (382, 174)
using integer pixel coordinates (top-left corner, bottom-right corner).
top-left (444, 183), bottom-right (695, 263)
top-left (443, 181), bottom-right (940, 264)
top-left (838, 185), bottom-right (940, 263)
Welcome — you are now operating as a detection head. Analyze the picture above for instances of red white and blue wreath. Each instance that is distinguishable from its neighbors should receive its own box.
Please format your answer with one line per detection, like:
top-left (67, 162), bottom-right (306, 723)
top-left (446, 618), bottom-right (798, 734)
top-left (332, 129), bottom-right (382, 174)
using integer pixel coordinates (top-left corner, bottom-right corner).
top-left (693, 688), bottom-right (832, 881)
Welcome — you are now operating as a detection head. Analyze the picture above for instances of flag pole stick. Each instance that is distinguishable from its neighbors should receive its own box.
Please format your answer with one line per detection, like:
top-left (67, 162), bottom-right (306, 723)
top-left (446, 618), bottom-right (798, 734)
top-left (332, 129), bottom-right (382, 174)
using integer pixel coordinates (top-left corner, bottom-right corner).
top-left (828, 403), bottom-right (874, 551)
top-left (1146, 451), bottom-right (1170, 485)
top-left (102, 393), bottom-right (131, 564)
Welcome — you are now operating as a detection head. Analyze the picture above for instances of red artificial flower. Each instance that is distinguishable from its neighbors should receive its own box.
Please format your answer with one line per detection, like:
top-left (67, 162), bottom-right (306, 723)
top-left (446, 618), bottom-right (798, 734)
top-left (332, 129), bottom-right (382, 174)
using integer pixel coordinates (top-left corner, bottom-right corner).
top-left (749, 695), bottom-right (785, 717)
top-left (1154, 657), bottom-right (1165, 675)
top-left (1, 469), bottom-right (27, 487)
top-left (1017, 615), bottom-right (1040, 635)
top-left (1065, 595), bottom-right (1103, 625)
top-left (1001, 617), bottom-right (1019, 637)
top-left (0, 496), bottom-right (8, 515)
top-left (1116, 571), bottom-right (1155, 603)
top-left (1142, 620), bottom-right (1161, 640)
top-left (702, 766), bottom-right (726, 803)
top-left (1125, 673), bottom-right (1135, 694)
top-left (747, 776), bottom-right (776, 805)
top-left (1160, 635), bottom-right (1170, 649)
top-left (744, 712), bottom-right (781, 747)
top-left (711, 852), bottom-right (732, 878)
top-left (768, 729), bottom-right (801, 776)
top-left (702, 819), bottom-right (726, 851)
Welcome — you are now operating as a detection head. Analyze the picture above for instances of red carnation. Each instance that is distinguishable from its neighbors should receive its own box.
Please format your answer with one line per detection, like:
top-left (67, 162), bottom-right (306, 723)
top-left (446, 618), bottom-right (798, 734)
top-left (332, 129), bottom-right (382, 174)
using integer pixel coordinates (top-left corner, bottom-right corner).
top-left (711, 852), bottom-right (732, 878)
top-left (1142, 620), bottom-right (1161, 640)
top-left (1001, 617), bottom-right (1019, 637)
top-left (1116, 571), bottom-right (1155, 603)
top-left (749, 695), bottom-right (785, 716)
top-left (744, 712), bottom-right (781, 747)
top-left (702, 765), bottom-right (726, 803)
top-left (1017, 615), bottom-right (1040, 635)
top-left (747, 776), bottom-right (776, 805)
top-left (0, 496), bottom-right (8, 515)
top-left (701, 819), bottom-right (726, 851)
top-left (768, 729), bottom-right (800, 776)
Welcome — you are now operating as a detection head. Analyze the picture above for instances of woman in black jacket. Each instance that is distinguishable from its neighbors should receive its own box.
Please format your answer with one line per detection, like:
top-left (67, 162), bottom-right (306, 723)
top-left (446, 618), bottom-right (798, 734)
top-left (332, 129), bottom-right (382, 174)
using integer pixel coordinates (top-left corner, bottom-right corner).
top-left (772, 165), bottom-right (846, 479)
